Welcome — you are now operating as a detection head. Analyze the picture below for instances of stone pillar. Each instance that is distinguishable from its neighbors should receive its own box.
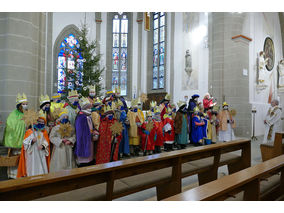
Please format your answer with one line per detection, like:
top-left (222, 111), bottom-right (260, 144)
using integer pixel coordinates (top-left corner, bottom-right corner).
top-left (208, 12), bottom-right (252, 138)
top-left (137, 12), bottom-right (143, 97)
top-left (0, 12), bottom-right (51, 142)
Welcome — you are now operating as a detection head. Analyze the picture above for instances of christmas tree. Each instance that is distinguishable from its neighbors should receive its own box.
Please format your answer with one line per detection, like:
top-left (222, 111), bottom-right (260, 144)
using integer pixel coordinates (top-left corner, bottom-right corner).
top-left (62, 22), bottom-right (104, 98)
top-left (78, 22), bottom-right (104, 97)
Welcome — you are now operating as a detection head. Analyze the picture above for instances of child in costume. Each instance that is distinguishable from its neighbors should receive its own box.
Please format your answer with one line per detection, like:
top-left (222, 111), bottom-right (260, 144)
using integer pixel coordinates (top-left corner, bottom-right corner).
top-left (127, 99), bottom-right (143, 156)
top-left (17, 112), bottom-right (50, 178)
top-left (39, 94), bottom-right (53, 133)
top-left (140, 111), bottom-right (156, 156)
top-left (49, 108), bottom-right (76, 172)
top-left (163, 107), bottom-right (175, 151)
top-left (3, 93), bottom-right (29, 179)
top-left (174, 101), bottom-right (189, 149)
top-left (191, 107), bottom-right (205, 146)
top-left (74, 97), bottom-right (95, 167)
top-left (152, 103), bottom-right (164, 154)
top-left (64, 90), bottom-right (80, 127)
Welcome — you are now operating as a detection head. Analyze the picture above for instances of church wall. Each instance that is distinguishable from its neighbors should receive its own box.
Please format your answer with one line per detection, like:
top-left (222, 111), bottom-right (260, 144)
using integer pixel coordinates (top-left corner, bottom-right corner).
top-left (246, 13), bottom-right (283, 136)
top-left (172, 12), bottom-right (209, 105)
top-left (0, 12), bottom-right (50, 142)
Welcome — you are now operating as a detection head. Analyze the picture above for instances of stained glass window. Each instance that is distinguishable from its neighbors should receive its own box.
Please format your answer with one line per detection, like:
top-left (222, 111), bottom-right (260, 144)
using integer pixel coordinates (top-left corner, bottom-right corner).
top-left (152, 12), bottom-right (166, 89)
top-left (57, 33), bottom-right (83, 93)
top-left (112, 13), bottom-right (128, 96)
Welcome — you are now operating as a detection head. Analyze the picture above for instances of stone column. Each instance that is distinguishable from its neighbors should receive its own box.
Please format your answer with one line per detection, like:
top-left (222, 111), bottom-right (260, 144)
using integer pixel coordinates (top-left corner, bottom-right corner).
top-left (137, 12), bottom-right (143, 97)
top-left (0, 12), bottom-right (51, 141)
top-left (208, 12), bottom-right (252, 137)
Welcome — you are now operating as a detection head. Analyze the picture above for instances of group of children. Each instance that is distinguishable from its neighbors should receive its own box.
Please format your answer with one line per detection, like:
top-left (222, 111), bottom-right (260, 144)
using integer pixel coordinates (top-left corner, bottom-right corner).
top-left (2, 87), bottom-right (236, 179)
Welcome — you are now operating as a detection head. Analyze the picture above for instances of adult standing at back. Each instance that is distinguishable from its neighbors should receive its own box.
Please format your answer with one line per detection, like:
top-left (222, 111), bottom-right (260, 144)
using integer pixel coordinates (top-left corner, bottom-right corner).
top-left (263, 99), bottom-right (282, 144)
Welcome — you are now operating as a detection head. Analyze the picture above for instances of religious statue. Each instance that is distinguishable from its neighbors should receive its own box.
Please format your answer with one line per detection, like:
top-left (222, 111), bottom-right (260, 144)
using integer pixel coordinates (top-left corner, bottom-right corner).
top-left (258, 51), bottom-right (268, 84)
top-left (278, 59), bottom-right (284, 88)
top-left (185, 50), bottom-right (193, 78)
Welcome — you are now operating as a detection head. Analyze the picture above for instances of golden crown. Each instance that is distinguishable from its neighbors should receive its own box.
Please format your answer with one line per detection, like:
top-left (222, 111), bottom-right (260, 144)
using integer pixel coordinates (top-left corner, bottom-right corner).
top-left (51, 93), bottom-right (61, 99)
top-left (38, 110), bottom-right (47, 123)
top-left (88, 85), bottom-right (96, 93)
top-left (104, 104), bottom-right (115, 113)
top-left (94, 97), bottom-right (102, 105)
top-left (146, 110), bottom-right (153, 117)
top-left (131, 99), bottom-right (138, 107)
top-left (68, 90), bottom-right (79, 98)
top-left (165, 93), bottom-right (171, 101)
top-left (154, 106), bottom-right (161, 114)
top-left (16, 93), bottom-right (28, 104)
top-left (150, 101), bottom-right (157, 108)
top-left (59, 108), bottom-right (69, 118)
top-left (79, 97), bottom-right (91, 108)
top-left (39, 94), bottom-right (50, 105)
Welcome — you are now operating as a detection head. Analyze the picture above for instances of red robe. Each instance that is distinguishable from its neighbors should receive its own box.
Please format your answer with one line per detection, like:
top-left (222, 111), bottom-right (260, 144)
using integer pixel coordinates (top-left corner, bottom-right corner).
top-left (163, 117), bottom-right (175, 142)
top-left (153, 120), bottom-right (164, 147)
top-left (140, 121), bottom-right (156, 151)
top-left (96, 117), bottom-right (122, 164)
top-left (17, 129), bottom-right (50, 178)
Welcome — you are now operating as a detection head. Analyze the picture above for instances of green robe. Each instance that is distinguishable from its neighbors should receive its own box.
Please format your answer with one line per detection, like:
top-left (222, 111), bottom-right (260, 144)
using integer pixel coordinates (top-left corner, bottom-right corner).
top-left (175, 114), bottom-right (188, 145)
top-left (3, 109), bottom-right (26, 148)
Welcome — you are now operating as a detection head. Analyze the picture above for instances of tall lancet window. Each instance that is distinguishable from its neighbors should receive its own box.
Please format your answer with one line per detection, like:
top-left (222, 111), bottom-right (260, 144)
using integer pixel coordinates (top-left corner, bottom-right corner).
top-left (153, 12), bottom-right (165, 89)
top-left (112, 13), bottom-right (128, 96)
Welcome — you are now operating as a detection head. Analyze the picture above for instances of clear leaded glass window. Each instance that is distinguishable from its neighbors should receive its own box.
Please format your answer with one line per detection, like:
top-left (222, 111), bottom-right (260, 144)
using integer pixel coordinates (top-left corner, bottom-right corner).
top-left (153, 12), bottom-right (165, 89)
top-left (57, 34), bottom-right (83, 93)
top-left (112, 13), bottom-right (128, 96)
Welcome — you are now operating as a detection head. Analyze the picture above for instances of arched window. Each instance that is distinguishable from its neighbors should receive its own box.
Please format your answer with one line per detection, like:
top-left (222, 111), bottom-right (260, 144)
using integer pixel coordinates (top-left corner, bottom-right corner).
top-left (57, 33), bottom-right (83, 93)
top-left (111, 13), bottom-right (129, 96)
top-left (152, 12), bottom-right (165, 89)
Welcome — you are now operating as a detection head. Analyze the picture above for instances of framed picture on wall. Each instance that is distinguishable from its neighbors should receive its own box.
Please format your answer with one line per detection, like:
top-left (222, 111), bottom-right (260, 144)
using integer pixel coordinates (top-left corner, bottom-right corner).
top-left (263, 37), bottom-right (275, 71)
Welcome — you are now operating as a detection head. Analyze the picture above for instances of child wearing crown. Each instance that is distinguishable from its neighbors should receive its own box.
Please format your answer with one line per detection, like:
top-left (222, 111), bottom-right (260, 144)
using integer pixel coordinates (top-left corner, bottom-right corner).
top-left (96, 97), bottom-right (122, 164)
top-left (127, 99), bottom-right (143, 156)
top-left (174, 101), bottom-right (189, 149)
top-left (140, 111), bottom-right (156, 156)
top-left (3, 93), bottom-right (29, 179)
top-left (64, 90), bottom-right (80, 127)
top-left (39, 94), bottom-right (53, 133)
top-left (191, 107), bottom-right (205, 146)
top-left (163, 107), bottom-right (175, 152)
top-left (49, 108), bottom-right (76, 172)
top-left (17, 113), bottom-right (50, 178)
top-left (74, 97), bottom-right (95, 167)
top-left (151, 103), bottom-right (164, 154)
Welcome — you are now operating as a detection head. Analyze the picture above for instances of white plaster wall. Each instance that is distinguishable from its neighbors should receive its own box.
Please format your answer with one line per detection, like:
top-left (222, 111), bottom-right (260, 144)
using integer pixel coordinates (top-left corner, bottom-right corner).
top-left (173, 12), bottom-right (209, 105)
top-left (140, 18), bottom-right (148, 95)
top-left (132, 12), bottom-right (138, 99)
top-left (100, 12), bottom-right (107, 96)
top-left (246, 12), bottom-right (283, 136)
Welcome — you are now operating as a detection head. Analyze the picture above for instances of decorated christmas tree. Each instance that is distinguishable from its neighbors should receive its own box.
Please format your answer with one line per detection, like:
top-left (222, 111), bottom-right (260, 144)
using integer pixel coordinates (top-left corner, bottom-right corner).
top-left (78, 22), bottom-right (104, 97)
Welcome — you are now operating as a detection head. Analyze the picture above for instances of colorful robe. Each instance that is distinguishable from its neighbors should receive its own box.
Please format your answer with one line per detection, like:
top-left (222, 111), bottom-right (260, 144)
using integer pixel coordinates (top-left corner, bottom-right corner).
top-left (163, 117), bottom-right (175, 144)
top-left (175, 112), bottom-right (189, 145)
top-left (191, 115), bottom-right (204, 144)
top-left (140, 121), bottom-right (156, 151)
top-left (127, 111), bottom-right (142, 146)
top-left (118, 110), bottom-right (130, 155)
top-left (17, 129), bottom-right (50, 178)
top-left (153, 120), bottom-right (164, 147)
top-left (49, 124), bottom-right (76, 172)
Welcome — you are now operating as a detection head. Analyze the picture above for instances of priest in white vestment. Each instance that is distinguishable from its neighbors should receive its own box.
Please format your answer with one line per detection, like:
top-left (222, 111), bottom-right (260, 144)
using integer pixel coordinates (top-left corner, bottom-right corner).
top-left (263, 99), bottom-right (282, 144)
top-left (49, 109), bottom-right (76, 173)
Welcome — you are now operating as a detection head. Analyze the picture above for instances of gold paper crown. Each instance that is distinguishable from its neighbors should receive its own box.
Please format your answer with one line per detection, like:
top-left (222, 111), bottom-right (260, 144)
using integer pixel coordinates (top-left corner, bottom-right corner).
top-left (106, 90), bottom-right (114, 95)
top-left (39, 94), bottom-right (50, 105)
top-left (68, 90), bottom-right (79, 98)
top-left (51, 93), bottom-right (61, 99)
top-left (104, 104), bottom-right (115, 113)
top-left (140, 93), bottom-right (148, 103)
top-left (150, 101), bottom-right (157, 108)
top-left (94, 97), bottom-right (102, 105)
top-left (177, 100), bottom-right (186, 108)
top-left (16, 93), bottom-right (28, 104)
top-left (38, 110), bottom-right (47, 123)
top-left (89, 85), bottom-right (96, 93)
top-left (193, 106), bottom-right (200, 112)
top-left (115, 99), bottom-right (124, 108)
top-left (79, 97), bottom-right (91, 107)
top-left (59, 108), bottom-right (69, 118)
top-left (131, 99), bottom-right (138, 107)
top-left (223, 102), bottom-right (229, 107)
top-left (165, 93), bottom-right (171, 101)
top-left (146, 110), bottom-right (153, 117)
top-left (154, 106), bottom-right (161, 114)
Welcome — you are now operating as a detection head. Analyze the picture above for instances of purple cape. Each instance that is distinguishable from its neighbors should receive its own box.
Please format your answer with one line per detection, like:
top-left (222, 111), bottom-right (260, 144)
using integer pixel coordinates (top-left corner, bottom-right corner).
top-left (74, 113), bottom-right (91, 158)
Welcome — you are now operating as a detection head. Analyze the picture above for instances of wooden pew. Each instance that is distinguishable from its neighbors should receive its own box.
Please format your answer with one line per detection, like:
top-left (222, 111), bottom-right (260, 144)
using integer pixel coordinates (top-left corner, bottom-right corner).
top-left (260, 132), bottom-right (284, 161)
top-left (0, 139), bottom-right (251, 201)
top-left (163, 154), bottom-right (284, 201)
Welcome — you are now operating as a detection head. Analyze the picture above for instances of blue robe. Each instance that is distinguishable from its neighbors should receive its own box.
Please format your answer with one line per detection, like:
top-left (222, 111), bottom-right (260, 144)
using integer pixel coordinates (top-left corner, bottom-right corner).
top-left (187, 99), bottom-right (197, 140)
top-left (118, 110), bottom-right (130, 155)
top-left (191, 116), bottom-right (204, 144)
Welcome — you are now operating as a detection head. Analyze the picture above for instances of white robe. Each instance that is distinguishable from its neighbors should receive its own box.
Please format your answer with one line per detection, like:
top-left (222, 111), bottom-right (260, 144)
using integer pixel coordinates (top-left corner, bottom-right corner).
top-left (218, 111), bottom-right (235, 142)
top-left (49, 125), bottom-right (77, 173)
top-left (263, 106), bottom-right (282, 144)
top-left (23, 131), bottom-right (49, 177)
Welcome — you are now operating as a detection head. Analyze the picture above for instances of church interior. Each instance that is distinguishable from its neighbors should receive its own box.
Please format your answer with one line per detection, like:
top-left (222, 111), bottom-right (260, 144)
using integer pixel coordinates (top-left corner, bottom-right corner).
top-left (1, 5), bottom-right (284, 207)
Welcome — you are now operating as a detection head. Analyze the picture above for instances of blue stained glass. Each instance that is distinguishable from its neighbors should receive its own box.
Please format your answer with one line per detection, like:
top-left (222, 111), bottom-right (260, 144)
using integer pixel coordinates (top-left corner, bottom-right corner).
top-left (153, 44), bottom-right (158, 55)
top-left (160, 42), bottom-right (164, 53)
top-left (153, 78), bottom-right (158, 89)
top-left (159, 53), bottom-right (164, 65)
top-left (121, 34), bottom-right (127, 47)
top-left (153, 67), bottom-right (158, 78)
top-left (153, 55), bottom-right (158, 67)
top-left (60, 42), bottom-right (66, 48)
top-left (159, 66), bottom-right (164, 77)
top-left (160, 27), bottom-right (165, 42)
top-left (113, 34), bottom-right (119, 47)
top-left (159, 77), bottom-right (164, 88)
top-left (154, 29), bottom-right (158, 44)
top-left (154, 19), bottom-right (158, 29)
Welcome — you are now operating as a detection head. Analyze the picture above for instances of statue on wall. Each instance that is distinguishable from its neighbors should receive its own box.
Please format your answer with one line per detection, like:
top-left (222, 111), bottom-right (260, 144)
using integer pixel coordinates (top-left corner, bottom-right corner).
top-left (257, 51), bottom-right (268, 85)
top-left (185, 49), bottom-right (193, 78)
top-left (277, 59), bottom-right (284, 88)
